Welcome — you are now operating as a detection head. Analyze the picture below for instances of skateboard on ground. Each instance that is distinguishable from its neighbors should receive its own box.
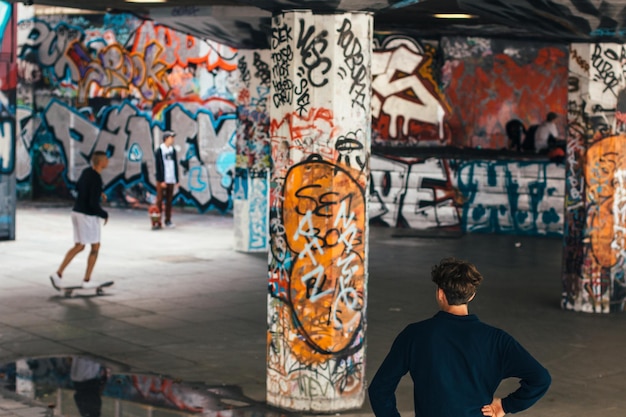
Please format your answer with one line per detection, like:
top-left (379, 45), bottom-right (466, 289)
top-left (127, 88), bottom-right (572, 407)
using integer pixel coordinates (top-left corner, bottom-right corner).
top-left (149, 204), bottom-right (162, 230)
top-left (50, 276), bottom-right (114, 297)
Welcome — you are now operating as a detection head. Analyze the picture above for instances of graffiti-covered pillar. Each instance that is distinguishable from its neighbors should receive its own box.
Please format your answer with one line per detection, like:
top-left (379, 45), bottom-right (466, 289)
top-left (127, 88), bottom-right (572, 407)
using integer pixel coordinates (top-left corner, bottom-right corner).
top-left (267, 10), bottom-right (372, 412)
top-left (234, 50), bottom-right (271, 252)
top-left (0, 1), bottom-right (16, 241)
top-left (563, 43), bottom-right (626, 313)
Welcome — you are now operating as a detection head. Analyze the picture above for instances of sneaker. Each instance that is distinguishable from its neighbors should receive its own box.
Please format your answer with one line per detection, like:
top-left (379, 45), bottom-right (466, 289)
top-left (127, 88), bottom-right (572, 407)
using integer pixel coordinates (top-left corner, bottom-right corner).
top-left (82, 280), bottom-right (101, 289)
top-left (165, 221), bottom-right (175, 228)
top-left (50, 273), bottom-right (63, 290)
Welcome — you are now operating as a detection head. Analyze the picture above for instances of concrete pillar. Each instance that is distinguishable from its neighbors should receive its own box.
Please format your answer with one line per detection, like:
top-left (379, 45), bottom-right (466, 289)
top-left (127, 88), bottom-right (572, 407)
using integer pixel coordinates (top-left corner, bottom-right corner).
top-left (234, 49), bottom-right (272, 252)
top-left (267, 10), bottom-right (372, 412)
top-left (563, 43), bottom-right (626, 313)
top-left (0, 1), bottom-right (16, 241)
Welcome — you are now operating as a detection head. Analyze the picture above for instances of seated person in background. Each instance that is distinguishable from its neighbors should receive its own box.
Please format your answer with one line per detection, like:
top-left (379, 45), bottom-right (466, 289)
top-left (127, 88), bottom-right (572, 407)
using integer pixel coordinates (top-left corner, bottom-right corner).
top-left (534, 112), bottom-right (564, 154)
top-left (521, 124), bottom-right (539, 152)
top-left (505, 119), bottom-right (526, 152)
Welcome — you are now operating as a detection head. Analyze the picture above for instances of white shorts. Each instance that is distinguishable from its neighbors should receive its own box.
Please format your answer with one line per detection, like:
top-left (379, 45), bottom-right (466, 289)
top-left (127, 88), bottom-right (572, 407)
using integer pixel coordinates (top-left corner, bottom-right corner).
top-left (71, 211), bottom-right (101, 244)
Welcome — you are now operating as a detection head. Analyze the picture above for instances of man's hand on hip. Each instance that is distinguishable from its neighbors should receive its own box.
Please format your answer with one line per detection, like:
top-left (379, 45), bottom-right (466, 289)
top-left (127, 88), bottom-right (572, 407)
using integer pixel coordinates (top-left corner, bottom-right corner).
top-left (482, 397), bottom-right (504, 417)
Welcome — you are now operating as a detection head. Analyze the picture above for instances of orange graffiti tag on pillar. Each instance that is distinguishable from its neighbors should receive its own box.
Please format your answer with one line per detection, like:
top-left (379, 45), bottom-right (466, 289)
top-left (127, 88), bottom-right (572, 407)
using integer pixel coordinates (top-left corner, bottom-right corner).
top-left (585, 136), bottom-right (626, 268)
top-left (282, 156), bottom-right (365, 359)
top-left (581, 135), bottom-right (626, 310)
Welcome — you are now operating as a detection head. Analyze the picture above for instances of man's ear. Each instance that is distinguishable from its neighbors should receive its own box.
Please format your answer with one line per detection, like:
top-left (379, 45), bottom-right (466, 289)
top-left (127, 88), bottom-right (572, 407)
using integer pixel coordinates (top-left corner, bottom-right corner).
top-left (468, 292), bottom-right (476, 303)
top-left (437, 288), bottom-right (446, 304)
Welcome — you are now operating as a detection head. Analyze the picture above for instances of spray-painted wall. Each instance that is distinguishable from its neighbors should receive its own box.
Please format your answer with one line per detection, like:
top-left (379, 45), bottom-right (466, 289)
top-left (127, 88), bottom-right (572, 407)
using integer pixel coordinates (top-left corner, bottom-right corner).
top-left (563, 43), bottom-right (626, 313)
top-left (0, 0), bottom-right (16, 241)
top-left (370, 155), bottom-right (564, 235)
top-left (15, 7), bottom-right (569, 237)
top-left (370, 36), bottom-right (568, 235)
top-left (371, 36), bottom-right (569, 148)
top-left (442, 37), bottom-right (569, 149)
top-left (371, 36), bottom-right (449, 145)
top-left (16, 8), bottom-right (240, 211)
top-left (267, 11), bottom-right (371, 411)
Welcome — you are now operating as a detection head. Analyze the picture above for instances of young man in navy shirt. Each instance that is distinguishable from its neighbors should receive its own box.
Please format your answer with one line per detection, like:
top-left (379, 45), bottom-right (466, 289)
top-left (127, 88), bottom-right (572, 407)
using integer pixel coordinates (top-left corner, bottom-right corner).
top-left (368, 257), bottom-right (551, 417)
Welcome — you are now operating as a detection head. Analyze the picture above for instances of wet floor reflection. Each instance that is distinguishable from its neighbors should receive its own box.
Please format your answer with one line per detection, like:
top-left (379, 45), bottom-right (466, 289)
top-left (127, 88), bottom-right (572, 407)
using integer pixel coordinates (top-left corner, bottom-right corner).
top-left (0, 356), bottom-right (291, 417)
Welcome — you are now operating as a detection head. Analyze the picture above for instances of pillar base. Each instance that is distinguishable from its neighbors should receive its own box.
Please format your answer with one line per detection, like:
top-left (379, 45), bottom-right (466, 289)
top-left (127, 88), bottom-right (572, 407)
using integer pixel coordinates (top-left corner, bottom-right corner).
top-left (267, 393), bottom-right (365, 413)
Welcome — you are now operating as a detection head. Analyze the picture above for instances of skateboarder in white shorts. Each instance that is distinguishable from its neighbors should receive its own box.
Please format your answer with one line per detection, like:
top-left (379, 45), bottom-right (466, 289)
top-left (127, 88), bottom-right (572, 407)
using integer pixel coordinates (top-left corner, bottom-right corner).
top-left (50, 151), bottom-right (109, 289)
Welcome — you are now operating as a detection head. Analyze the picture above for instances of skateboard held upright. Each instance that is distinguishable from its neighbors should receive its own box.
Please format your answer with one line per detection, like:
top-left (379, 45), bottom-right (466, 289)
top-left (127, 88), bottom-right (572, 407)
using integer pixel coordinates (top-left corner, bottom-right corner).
top-left (149, 204), bottom-right (162, 230)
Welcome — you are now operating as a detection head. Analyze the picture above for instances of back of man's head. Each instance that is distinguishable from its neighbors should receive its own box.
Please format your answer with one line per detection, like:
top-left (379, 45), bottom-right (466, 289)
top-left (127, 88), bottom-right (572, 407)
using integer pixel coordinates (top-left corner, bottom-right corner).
top-left (546, 112), bottom-right (558, 122)
top-left (91, 151), bottom-right (108, 167)
top-left (431, 257), bottom-right (483, 305)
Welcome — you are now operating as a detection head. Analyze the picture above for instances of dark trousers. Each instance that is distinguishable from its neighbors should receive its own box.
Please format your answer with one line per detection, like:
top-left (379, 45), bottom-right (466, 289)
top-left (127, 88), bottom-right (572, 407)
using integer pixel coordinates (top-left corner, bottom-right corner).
top-left (156, 182), bottom-right (174, 223)
top-left (73, 378), bottom-right (103, 417)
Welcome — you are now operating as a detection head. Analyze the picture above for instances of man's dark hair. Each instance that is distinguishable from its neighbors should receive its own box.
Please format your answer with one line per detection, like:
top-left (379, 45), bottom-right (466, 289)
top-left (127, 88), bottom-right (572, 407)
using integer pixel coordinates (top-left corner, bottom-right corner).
top-left (546, 112), bottom-right (558, 122)
top-left (91, 150), bottom-right (108, 165)
top-left (431, 257), bottom-right (483, 305)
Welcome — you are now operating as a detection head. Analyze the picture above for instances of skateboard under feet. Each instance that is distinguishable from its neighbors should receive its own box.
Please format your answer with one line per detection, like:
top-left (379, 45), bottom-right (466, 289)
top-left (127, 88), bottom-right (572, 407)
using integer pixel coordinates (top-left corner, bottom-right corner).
top-left (50, 276), bottom-right (114, 297)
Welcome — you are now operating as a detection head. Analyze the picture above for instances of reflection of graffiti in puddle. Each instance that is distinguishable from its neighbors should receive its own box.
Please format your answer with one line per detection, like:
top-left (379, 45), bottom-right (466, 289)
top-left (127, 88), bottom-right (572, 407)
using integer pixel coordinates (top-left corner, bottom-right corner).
top-left (0, 356), bottom-right (292, 417)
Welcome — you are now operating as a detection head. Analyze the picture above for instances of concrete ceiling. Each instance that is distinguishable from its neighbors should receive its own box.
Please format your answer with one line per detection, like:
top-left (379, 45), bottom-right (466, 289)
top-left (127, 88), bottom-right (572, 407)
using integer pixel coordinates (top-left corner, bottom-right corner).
top-left (9, 0), bottom-right (626, 48)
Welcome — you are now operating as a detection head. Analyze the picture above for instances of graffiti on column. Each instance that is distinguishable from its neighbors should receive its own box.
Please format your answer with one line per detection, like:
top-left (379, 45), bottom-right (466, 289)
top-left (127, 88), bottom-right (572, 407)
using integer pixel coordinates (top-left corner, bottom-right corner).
top-left (0, 0), bottom-right (14, 176)
top-left (236, 51), bottom-right (271, 173)
top-left (0, 0), bottom-right (16, 241)
top-left (563, 44), bottom-right (589, 312)
top-left (282, 156), bottom-right (365, 353)
top-left (271, 18), bottom-right (294, 110)
top-left (563, 43), bottom-right (626, 313)
top-left (580, 137), bottom-right (626, 312)
top-left (295, 18), bottom-right (330, 89)
top-left (233, 50), bottom-right (271, 251)
top-left (441, 37), bottom-right (568, 149)
top-left (372, 36), bottom-right (450, 144)
top-left (0, 115), bottom-right (13, 174)
top-left (268, 11), bottom-right (370, 410)
top-left (16, 13), bottom-right (239, 209)
top-left (247, 173), bottom-right (269, 250)
top-left (584, 43), bottom-right (626, 136)
top-left (268, 154), bottom-right (367, 407)
top-left (268, 111), bottom-right (366, 406)
top-left (337, 18), bottom-right (368, 111)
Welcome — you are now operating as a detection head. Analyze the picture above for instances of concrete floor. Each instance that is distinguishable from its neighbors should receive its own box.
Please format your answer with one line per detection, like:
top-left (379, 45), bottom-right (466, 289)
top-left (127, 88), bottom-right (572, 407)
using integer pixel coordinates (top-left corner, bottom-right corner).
top-left (0, 204), bottom-right (625, 416)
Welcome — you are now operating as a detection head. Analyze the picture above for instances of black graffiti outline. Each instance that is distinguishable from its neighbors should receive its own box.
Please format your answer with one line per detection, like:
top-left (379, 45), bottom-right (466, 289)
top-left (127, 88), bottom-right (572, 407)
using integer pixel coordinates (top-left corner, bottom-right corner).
top-left (337, 18), bottom-right (368, 110)
top-left (296, 19), bottom-right (331, 88)
top-left (336, 131), bottom-right (366, 171)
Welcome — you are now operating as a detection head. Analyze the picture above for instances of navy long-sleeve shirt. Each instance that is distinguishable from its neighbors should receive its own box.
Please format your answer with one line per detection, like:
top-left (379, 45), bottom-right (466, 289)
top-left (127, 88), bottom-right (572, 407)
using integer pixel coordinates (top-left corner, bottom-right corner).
top-left (368, 311), bottom-right (551, 417)
top-left (72, 167), bottom-right (108, 219)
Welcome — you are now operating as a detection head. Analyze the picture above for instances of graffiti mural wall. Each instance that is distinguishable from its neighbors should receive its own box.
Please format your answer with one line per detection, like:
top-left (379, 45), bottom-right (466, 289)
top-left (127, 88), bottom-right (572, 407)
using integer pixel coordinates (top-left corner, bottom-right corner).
top-left (372, 36), bottom-right (450, 145)
top-left (563, 43), bottom-right (626, 313)
top-left (442, 37), bottom-right (569, 149)
top-left (369, 35), bottom-right (567, 235)
top-left (16, 8), bottom-right (240, 211)
top-left (0, 0), bottom-right (16, 241)
top-left (13, 7), bottom-right (569, 239)
top-left (267, 11), bottom-right (371, 412)
top-left (369, 154), bottom-right (564, 234)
